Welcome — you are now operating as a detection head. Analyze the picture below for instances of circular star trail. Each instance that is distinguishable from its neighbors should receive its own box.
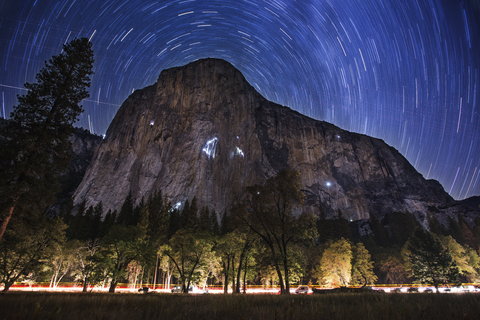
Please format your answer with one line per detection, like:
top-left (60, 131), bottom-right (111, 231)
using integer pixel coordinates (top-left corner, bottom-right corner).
top-left (1, 0), bottom-right (479, 200)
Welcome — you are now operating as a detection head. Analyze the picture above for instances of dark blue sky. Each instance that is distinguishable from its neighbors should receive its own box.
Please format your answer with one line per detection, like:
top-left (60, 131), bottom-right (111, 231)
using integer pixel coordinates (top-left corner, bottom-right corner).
top-left (1, 0), bottom-right (479, 200)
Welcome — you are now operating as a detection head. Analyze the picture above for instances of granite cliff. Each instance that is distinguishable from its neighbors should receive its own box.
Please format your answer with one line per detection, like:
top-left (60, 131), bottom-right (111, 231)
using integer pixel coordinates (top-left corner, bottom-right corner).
top-left (73, 58), bottom-right (478, 224)
top-left (51, 128), bottom-right (102, 214)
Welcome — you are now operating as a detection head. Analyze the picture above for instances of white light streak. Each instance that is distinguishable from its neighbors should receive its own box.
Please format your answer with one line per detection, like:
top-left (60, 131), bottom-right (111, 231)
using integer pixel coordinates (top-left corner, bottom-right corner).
top-left (89, 30), bottom-right (96, 41)
top-left (358, 48), bottom-right (366, 71)
top-left (178, 11), bottom-right (194, 16)
top-left (235, 146), bottom-right (244, 157)
top-left (457, 97), bottom-right (462, 133)
top-left (120, 28), bottom-right (133, 42)
top-left (202, 137), bottom-right (218, 159)
top-left (337, 37), bottom-right (346, 56)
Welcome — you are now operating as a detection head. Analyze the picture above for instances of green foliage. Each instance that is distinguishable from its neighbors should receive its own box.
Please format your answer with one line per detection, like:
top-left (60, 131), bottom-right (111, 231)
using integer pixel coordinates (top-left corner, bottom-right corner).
top-left (101, 224), bottom-right (146, 293)
top-left (351, 242), bottom-right (377, 285)
top-left (117, 192), bottom-right (134, 226)
top-left (407, 228), bottom-right (459, 291)
top-left (162, 229), bottom-right (214, 293)
top-left (0, 211), bottom-right (67, 291)
top-left (240, 169), bottom-right (317, 294)
top-left (439, 235), bottom-right (479, 282)
top-left (315, 238), bottom-right (352, 287)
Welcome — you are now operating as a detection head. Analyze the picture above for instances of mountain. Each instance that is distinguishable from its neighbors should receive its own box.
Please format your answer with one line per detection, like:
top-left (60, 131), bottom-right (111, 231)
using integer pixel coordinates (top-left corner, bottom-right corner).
top-left (50, 128), bottom-right (102, 214)
top-left (72, 58), bottom-right (479, 224)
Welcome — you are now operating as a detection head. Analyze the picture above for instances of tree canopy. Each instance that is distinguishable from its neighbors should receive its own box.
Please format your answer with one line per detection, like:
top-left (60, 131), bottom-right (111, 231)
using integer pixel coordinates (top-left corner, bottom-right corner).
top-left (407, 228), bottom-right (459, 292)
top-left (0, 38), bottom-right (94, 240)
top-left (240, 169), bottom-right (317, 294)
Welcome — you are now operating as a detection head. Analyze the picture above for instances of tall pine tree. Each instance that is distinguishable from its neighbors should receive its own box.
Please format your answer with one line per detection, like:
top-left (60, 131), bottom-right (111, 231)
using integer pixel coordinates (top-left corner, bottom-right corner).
top-left (0, 38), bottom-right (94, 240)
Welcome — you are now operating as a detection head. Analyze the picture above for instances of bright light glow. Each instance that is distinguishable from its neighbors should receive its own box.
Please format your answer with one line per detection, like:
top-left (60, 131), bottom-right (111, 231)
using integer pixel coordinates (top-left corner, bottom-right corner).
top-left (202, 137), bottom-right (218, 159)
top-left (102, 134), bottom-right (106, 139)
top-left (235, 146), bottom-right (244, 157)
top-left (150, 120), bottom-right (154, 126)
top-left (326, 181), bottom-right (332, 187)
top-left (171, 202), bottom-right (182, 211)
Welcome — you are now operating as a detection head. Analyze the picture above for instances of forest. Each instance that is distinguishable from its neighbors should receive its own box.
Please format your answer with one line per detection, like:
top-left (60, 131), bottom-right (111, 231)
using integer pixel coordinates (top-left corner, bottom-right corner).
top-left (1, 168), bottom-right (480, 293)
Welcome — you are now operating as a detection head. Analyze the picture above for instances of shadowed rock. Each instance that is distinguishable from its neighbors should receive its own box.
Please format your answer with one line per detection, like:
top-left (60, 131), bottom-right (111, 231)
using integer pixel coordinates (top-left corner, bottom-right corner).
top-left (72, 58), bottom-right (478, 224)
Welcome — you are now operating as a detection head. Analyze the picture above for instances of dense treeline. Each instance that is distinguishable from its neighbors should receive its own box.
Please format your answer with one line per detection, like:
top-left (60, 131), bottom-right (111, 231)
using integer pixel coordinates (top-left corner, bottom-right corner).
top-left (2, 171), bottom-right (480, 293)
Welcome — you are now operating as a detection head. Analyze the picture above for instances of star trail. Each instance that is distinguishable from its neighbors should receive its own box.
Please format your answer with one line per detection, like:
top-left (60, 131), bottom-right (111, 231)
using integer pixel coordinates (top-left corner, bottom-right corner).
top-left (1, 0), bottom-right (479, 200)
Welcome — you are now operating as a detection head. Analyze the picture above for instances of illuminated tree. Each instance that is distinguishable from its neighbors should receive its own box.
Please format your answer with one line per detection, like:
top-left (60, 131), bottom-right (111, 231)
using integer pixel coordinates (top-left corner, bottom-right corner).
top-left (0, 212), bottom-right (67, 291)
top-left (316, 238), bottom-right (352, 287)
top-left (216, 232), bottom-right (239, 294)
top-left (407, 228), bottom-right (459, 292)
top-left (0, 38), bottom-right (94, 240)
top-left (101, 225), bottom-right (146, 293)
top-left (162, 229), bottom-right (213, 293)
top-left (351, 242), bottom-right (377, 285)
top-left (439, 235), bottom-right (478, 281)
top-left (43, 240), bottom-right (78, 289)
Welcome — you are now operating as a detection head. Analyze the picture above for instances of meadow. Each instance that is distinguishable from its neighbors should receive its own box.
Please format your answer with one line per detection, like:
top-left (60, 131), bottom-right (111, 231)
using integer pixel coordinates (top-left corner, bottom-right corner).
top-left (1, 292), bottom-right (480, 320)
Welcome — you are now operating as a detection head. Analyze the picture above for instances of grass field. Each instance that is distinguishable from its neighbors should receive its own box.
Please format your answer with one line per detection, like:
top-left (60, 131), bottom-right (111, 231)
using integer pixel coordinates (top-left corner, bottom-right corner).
top-left (1, 292), bottom-right (480, 320)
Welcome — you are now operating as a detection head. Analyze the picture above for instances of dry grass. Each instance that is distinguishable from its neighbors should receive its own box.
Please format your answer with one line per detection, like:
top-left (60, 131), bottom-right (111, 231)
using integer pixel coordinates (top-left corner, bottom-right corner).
top-left (1, 292), bottom-right (480, 320)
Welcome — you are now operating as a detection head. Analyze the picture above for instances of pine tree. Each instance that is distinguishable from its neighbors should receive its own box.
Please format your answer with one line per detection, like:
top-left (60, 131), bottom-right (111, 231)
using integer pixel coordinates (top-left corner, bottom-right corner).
top-left (220, 211), bottom-right (230, 235)
top-left (427, 212), bottom-right (447, 236)
top-left (351, 242), bottom-right (377, 285)
top-left (211, 209), bottom-right (220, 236)
top-left (91, 202), bottom-right (103, 240)
top-left (117, 192), bottom-right (134, 226)
top-left (369, 215), bottom-right (389, 247)
top-left (101, 209), bottom-right (116, 237)
top-left (199, 206), bottom-right (211, 233)
top-left (0, 38), bottom-right (94, 240)
top-left (169, 208), bottom-right (181, 239)
top-left (407, 228), bottom-right (459, 292)
top-left (187, 197), bottom-right (199, 230)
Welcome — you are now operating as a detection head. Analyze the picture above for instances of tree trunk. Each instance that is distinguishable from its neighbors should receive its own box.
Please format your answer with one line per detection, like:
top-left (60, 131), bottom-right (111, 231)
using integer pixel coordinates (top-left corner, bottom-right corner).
top-left (283, 256), bottom-right (290, 294)
top-left (109, 280), bottom-right (117, 293)
top-left (235, 251), bottom-right (245, 294)
top-left (0, 203), bottom-right (16, 241)
top-left (153, 254), bottom-right (159, 290)
top-left (231, 257), bottom-right (236, 294)
top-left (243, 256), bottom-right (248, 294)
top-left (49, 273), bottom-right (55, 289)
top-left (223, 259), bottom-right (230, 294)
top-left (2, 281), bottom-right (13, 292)
top-left (274, 262), bottom-right (285, 294)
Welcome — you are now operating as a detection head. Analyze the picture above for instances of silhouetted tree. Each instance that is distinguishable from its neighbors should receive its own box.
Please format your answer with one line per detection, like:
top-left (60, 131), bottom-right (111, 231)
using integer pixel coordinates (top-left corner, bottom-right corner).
top-left (240, 169), bottom-right (317, 294)
top-left (117, 192), bottom-right (134, 226)
top-left (0, 38), bottom-right (94, 240)
top-left (199, 206), bottom-right (211, 233)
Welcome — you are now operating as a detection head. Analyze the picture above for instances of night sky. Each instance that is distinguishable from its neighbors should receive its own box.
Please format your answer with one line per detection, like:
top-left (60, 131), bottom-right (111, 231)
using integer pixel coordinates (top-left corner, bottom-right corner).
top-left (1, 0), bottom-right (479, 200)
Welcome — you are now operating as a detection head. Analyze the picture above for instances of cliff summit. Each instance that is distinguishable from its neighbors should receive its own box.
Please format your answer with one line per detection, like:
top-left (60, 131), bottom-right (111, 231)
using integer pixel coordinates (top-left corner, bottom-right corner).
top-left (73, 58), bottom-right (478, 224)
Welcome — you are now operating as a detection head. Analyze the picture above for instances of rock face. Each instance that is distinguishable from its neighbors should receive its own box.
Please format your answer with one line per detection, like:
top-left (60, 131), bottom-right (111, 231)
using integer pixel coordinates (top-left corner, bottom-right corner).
top-left (73, 58), bottom-right (478, 223)
top-left (51, 128), bottom-right (102, 214)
